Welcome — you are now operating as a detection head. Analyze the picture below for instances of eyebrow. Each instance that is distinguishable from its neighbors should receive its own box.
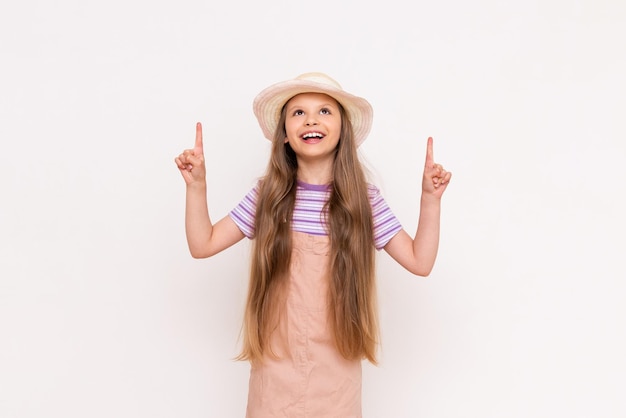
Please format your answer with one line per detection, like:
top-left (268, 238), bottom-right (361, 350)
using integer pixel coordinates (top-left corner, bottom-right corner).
top-left (286, 102), bottom-right (338, 112)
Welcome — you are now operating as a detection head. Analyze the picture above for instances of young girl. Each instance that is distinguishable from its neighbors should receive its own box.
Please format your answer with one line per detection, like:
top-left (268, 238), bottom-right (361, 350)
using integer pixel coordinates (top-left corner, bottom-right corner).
top-left (175, 72), bottom-right (451, 417)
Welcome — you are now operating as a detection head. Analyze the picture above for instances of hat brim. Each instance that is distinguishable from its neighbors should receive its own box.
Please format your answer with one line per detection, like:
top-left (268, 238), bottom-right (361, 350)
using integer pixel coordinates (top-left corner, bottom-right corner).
top-left (253, 79), bottom-right (373, 147)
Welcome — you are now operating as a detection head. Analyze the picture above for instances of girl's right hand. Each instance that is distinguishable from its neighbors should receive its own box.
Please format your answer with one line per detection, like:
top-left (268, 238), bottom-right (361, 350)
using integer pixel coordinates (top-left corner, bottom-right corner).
top-left (175, 122), bottom-right (206, 185)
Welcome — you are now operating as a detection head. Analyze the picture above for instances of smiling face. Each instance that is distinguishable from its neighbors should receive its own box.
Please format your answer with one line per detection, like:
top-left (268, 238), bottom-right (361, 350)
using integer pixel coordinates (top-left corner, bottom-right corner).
top-left (284, 93), bottom-right (342, 166)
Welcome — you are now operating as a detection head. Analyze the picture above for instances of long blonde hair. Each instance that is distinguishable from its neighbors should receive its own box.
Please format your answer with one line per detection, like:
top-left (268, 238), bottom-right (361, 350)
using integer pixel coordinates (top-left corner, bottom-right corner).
top-left (238, 100), bottom-right (379, 364)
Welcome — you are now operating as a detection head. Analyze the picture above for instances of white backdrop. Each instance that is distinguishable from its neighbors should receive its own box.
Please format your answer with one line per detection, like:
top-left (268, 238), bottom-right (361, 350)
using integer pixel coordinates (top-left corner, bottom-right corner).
top-left (1, 0), bottom-right (625, 417)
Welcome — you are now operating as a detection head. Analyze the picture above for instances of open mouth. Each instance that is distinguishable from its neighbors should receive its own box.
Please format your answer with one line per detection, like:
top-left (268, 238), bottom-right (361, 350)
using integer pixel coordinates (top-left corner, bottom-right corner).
top-left (302, 132), bottom-right (325, 143)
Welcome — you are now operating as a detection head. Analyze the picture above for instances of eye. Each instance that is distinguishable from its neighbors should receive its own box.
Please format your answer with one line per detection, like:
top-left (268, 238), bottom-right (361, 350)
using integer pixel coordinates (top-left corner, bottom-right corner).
top-left (292, 109), bottom-right (304, 116)
top-left (320, 107), bottom-right (331, 115)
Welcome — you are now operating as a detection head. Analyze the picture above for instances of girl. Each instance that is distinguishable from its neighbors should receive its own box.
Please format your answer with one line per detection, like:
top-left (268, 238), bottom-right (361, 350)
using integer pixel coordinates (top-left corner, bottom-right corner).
top-left (175, 72), bottom-right (451, 417)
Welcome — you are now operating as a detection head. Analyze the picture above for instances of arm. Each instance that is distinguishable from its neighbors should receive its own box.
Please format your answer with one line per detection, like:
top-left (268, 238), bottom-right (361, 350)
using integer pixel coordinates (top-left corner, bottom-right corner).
top-left (384, 137), bottom-right (451, 276)
top-left (175, 122), bottom-right (245, 258)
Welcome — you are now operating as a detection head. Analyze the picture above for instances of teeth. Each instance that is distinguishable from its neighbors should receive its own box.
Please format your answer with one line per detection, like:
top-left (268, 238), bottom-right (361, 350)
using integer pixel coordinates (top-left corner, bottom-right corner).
top-left (303, 132), bottom-right (323, 139)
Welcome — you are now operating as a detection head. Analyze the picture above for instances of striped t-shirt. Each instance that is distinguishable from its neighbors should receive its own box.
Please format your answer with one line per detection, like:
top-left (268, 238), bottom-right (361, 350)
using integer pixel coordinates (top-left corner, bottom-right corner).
top-left (229, 180), bottom-right (403, 250)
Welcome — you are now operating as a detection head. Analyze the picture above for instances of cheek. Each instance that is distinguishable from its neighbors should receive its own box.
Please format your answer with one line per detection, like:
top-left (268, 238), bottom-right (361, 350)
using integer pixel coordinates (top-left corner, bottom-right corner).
top-left (284, 122), bottom-right (297, 140)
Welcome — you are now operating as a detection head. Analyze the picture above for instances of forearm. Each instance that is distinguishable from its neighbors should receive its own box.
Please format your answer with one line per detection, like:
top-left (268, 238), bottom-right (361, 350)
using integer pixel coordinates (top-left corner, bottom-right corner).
top-left (411, 194), bottom-right (441, 275)
top-left (185, 181), bottom-right (213, 257)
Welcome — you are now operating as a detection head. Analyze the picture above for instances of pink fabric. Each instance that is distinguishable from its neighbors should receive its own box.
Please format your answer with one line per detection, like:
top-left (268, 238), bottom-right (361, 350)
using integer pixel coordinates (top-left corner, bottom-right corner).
top-left (245, 232), bottom-right (362, 418)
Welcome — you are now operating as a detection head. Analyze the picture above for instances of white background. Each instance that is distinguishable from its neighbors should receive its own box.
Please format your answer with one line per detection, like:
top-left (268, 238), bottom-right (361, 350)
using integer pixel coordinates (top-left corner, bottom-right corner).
top-left (1, 0), bottom-right (625, 417)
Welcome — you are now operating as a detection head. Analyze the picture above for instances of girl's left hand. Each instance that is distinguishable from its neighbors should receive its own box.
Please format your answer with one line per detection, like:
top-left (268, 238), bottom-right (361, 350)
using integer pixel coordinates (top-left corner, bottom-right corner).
top-left (422, 137), bottom-right (451, 198)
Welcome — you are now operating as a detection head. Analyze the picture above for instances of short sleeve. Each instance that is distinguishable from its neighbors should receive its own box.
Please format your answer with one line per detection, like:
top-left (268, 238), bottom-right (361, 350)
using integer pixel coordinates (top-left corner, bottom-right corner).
top-left (368, 184), bottom-right (403, 250)
top-left (229, 185), bottom-right (259, 239)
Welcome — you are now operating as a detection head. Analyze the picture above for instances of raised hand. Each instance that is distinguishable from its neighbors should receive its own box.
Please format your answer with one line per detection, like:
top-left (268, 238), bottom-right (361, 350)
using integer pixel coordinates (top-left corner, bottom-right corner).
top-left (175, 122), bottom-right (206, 185)
top-left (422, 137), bottom-right (451, 198)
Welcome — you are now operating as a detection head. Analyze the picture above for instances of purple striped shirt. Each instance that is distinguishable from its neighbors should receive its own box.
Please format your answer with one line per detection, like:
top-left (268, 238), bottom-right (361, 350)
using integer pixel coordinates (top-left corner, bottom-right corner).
top-left (229, 180), bottom-right (402, 250)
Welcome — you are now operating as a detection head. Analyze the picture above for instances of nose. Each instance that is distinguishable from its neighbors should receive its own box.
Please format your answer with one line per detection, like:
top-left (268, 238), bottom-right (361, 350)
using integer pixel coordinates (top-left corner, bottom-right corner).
top-left (305, 115), bottom-right (319, 126)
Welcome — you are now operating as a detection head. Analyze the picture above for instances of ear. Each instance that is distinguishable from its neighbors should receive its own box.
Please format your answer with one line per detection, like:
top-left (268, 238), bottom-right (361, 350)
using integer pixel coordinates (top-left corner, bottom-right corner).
top-left (284, 137), bottom-right (289, 143)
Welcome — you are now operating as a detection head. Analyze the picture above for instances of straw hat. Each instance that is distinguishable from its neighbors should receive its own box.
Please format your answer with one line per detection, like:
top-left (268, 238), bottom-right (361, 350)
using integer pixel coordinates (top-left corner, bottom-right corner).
top-left (253, 72), bottom-right (373, 146)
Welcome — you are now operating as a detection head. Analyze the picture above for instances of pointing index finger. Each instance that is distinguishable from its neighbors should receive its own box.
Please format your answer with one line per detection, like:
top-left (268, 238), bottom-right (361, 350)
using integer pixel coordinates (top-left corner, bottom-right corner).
top-left (195, 122), bottom-right (204, 151)
top-left (425, 136), bottom-right (434, 167)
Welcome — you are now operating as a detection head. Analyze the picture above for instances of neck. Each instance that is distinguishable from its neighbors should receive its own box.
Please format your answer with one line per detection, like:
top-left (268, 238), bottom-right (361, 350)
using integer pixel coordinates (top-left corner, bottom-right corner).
top-left (296, 159), bottom-right (334, 185)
